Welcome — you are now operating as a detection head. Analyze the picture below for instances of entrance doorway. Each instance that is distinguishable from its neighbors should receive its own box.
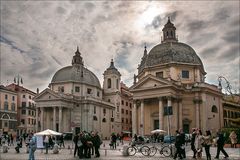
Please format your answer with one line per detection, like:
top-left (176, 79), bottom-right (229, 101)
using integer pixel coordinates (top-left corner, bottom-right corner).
top-left (183, 124), bottom-right (189, 133)
top-left (154, 120), bottom-right (159, 130)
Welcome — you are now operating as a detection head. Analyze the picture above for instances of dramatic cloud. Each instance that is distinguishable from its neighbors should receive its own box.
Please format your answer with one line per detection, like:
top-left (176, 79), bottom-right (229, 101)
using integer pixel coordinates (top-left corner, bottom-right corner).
top-left (0, 1), bottom-right (239, 93)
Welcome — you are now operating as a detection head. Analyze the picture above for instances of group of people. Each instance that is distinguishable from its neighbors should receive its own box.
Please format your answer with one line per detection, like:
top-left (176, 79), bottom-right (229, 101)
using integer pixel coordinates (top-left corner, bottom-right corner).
top-left (173, 128), bottom-right (238, 160)
top-left (73, 131), bottom-right (102, 159)
top-left (0, 133), bottom-right (14, 146)
top-left (189, 129), bottom-right (229, 160)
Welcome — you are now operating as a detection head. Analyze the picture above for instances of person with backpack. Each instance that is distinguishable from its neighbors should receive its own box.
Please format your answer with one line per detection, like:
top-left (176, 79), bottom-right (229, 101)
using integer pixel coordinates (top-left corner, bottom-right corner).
top-left (214, 130), bottom-right (229, 159)
top-left (28, 133), bottom-right (37, 160)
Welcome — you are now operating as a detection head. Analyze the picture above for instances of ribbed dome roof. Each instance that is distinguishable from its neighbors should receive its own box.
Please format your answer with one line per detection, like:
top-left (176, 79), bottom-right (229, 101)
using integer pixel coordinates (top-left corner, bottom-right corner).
top-left (138, 42), bottom-right (205, 73)
top-left (51, 66), bottom-right (101, 88)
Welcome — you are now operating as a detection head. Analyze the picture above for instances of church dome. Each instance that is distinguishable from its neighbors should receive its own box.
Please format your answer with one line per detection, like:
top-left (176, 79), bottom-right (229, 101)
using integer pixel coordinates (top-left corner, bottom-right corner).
top-left (50, 47), bottom-right (101, 88)
top-left (138, 18), bottom-right (205, 74)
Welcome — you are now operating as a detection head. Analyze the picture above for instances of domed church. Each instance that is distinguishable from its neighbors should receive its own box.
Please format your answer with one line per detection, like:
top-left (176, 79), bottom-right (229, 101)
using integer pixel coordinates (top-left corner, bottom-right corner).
top-left (34, 47), bottom-right (132, 138)
top-left (130, 18), bottom-right (223, 135)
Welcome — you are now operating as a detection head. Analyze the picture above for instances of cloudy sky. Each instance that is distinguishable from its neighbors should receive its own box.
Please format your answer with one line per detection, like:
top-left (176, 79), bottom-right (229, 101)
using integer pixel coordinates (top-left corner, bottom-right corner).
top-left (0, 1), bottom-right (239, 93)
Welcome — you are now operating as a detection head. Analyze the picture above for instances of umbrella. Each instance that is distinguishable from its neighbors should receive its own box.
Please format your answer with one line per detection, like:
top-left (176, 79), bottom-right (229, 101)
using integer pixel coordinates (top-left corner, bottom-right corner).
top-left (151, 129), bottom-right (166, 134)
top-left (34, 129), bottom-right (62, 136)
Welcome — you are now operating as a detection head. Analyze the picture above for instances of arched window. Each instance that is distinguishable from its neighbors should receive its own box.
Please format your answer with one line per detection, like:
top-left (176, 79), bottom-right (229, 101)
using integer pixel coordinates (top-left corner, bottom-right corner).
top-left (102, 118), bottom-right (106, 122)
top-left (93, 116), bottom-right (98, 121)
top-left (211, 105), bottom-right (218, 113)
top-left (4, 102), bottom-right (8, 110)
top-left (116, 79), bottom-right (119, 89)
top-left (107, 78), bottom-right (111, 88)
top-left (171, 31), bottom-right (173, 36)
top-left (166, 31), bottom-right (169, 37)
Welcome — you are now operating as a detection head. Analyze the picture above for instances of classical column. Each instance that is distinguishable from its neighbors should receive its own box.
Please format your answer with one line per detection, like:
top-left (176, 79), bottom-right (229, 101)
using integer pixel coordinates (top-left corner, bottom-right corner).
top-left (132, 100), bottom-right (137, 137)
top-left (59, 106), bottom-right (62, 132)
top-left (40, 108), bottom-right (44, 131)
top-left (167, 97), bottom-right (172, 136)
top-left (35, 108), bottom-right (38, 132)
top-left (140, 100), bottom-right (144, 136)
top-left (195, 94), bottom-right (200, 128)
top-left (158, 97), bottom-right (164, 130)
top-left (53, 107), bottom-right (56, 131)
top-left (178, 99), bottom-right (183, 129)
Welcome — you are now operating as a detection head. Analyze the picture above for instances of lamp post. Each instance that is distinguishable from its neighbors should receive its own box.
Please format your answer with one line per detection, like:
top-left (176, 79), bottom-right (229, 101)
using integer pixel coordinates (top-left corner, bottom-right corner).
top-left (218, 76), bottom-right (233, 95)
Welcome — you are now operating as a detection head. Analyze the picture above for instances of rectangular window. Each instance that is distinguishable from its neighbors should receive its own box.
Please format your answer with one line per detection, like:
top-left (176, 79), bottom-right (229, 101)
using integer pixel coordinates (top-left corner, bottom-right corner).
top-left (21, 119), bottom-right (25, 124)
top-left (182, 70), bottom-right (189, 78)
top-left (97, 91), bottom-right (100, 97)
top-left (22, 102), bottom-right (26, 107)
top-left (112, 111), bottom-right (113, 117)
top-left (122, 118), bottom-right (124, 123)
top-left (103, 108), bottom-right (106, 114)
top-left (29, 95), bottom-right (31, 99)
top-left (11, 103), bottom-right (15, 111)
top-left (130, 111), bottom-right (132, 115)
top-left (156, 71), bottom-right (163, 78)
top-left (5, 94), bottom-right (8, 100)
top-left (12, 96), bottom-right (15, 101)
top-left (4, 102), bottom-right (8, 110)
top-left (28, 118), bottom-right (31, 124)
top-left (94, 106), bottom-right (96, 114)
top-left (22, 109), bottom-right (26, 115)
top-left (122, 109), bottom-right (124, 114)
top-left (130, 103), bottom-right (132, 108)
top-left (126, 110), bottom-right (128, 115)
top-left (126, 102), bottom-right (128, 106)
top-left (29, 102), bottom-right (31, 107)
top-left (28, 110), bottom-right (31, 115)
top-left (126, 118), bottom-right (128, 124)
top-left (23, 95), bottom-right (26, 98)
top-left (87, 88), bottom-right (92, 94)
top-left (75, 86), bottom-right (80, 92)
top-left (121, 100), bottom-right (124, 105)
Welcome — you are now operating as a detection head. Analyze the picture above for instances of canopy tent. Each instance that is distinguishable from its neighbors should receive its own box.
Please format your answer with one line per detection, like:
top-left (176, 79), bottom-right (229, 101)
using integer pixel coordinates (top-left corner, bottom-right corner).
top-left (34, 129), bottom-right (62, 136)
top-left (151, 129), bottom-right (166, 134)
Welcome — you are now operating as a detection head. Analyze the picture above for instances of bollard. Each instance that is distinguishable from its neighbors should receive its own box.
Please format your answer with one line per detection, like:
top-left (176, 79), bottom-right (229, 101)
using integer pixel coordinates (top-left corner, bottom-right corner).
top-left (105, 149), bottom-right (107, 156)
top-left (103, 143), bottom-right (105, 147)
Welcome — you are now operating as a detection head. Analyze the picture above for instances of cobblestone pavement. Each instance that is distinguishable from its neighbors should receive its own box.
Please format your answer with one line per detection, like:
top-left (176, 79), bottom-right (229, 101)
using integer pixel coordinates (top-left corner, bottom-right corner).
top-left (0, 140), bottom-right (239, 160)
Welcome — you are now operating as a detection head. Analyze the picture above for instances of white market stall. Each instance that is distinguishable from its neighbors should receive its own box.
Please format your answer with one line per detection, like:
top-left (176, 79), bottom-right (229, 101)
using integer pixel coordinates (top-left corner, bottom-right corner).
top-left (34, 129), bottom-right (62, 149)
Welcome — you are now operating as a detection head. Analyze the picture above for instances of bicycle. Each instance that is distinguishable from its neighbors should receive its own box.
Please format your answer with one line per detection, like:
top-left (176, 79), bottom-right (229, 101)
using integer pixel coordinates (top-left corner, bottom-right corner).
top-left (127, 144), bottom-right (150, 156)
top-left (148, 143), bottom-right (171, 157)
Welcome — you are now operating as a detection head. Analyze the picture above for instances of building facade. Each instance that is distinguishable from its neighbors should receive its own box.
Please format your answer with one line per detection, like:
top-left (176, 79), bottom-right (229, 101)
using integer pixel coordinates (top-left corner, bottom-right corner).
top-left (223, 95), bottom-right (240, 128)
top-left (130, 18), bottom-right (223, 136)
top-left (0, 85), bottom-right (17, 135)
top-left (34, 48), bottom-right (118, 138)
top-left (102, 61), bottom-right (133, 134)
top-left (6, 84), bottom-right (36, 134)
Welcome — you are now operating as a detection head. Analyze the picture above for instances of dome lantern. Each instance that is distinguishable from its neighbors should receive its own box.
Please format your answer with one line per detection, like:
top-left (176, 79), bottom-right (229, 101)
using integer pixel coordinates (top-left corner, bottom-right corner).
top-left (72, 46), bottom-right (84, 66)
top-left (162, 17), bottom-right (178, 43)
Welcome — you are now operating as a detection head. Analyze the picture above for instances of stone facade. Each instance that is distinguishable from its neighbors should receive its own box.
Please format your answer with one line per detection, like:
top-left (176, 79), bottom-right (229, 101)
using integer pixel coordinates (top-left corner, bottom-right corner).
top-left (0, 85), bottom-right (18, 135)
top-left (130, 18), bottom-right (223, 136)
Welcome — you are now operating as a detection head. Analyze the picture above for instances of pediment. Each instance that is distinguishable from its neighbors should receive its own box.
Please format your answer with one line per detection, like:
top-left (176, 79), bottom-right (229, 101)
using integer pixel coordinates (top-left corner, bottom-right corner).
top-left (34, 88), bottom-right (61, 101)
top-left (131, 75), bottom-right (172, 90)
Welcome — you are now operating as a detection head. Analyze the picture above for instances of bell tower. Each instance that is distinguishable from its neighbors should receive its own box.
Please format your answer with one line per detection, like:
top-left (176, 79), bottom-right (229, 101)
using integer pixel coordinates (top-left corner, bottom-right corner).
top-left (103, 59), bottom-right (121, 93)
top-left (162, 17), bottom-right (178, 43)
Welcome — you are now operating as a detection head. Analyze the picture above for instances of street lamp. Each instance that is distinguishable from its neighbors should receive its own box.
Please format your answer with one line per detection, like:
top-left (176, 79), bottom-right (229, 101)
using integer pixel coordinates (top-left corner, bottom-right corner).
top-left (218, 76), bottom-right (233, 95)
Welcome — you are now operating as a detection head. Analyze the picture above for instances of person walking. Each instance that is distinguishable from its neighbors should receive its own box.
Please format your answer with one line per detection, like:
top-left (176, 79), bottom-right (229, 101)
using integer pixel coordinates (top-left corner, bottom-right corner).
top-left (203, 130), bottom-right (213, 160)
top-left (174, 130), bottom-right (183, 160)
top-left (44, 135), bottom-right (49, 154)
top-left (191, 128), bottom-right (197, 159)
top-left (179, 129), bottom-right (186, 159)
top-left (111, 133), bottom-right (117, 149)
top-left (229, 131), bottom-right (237, 148)
top-left (215, 130), bottom-right (229, 159)
top-left (92, 132), bottom-right (101, 158)
top-left (73, 133), bottom-right (79, 157)
top-left (195, 129), bottom-right (204, 159)
top-left (28, 133), bottom-right (37, 160)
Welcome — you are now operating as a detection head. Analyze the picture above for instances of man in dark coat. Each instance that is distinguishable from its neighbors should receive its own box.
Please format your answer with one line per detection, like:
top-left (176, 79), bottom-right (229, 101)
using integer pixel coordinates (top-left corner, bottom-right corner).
top-left (92, 132), bottom-right (101, 158)
top-left (179, 129), bottom-right (186, 158)
top-left (215, 130), bottom-right (229, 159)
top-left (191, 129), bottom-right (197, 158)
top-left (73, 134), bottom-right (79, 157)
top-left (174, 130), bottom-right (183, 160)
